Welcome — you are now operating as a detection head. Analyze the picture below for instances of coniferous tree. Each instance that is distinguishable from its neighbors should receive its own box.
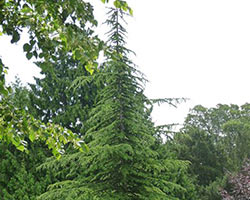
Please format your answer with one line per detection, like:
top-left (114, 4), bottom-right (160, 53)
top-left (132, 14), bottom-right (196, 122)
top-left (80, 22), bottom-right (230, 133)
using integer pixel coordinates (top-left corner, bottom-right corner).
top-left (0, 51), bottom-right (99, 198)
top-left (1, 80), bottom-right (55, 198)
top-left (29, 52), bottom-right (98, 134)
top-left (0, 1), bottom-right (130, 199)
top-left (38, 7), bottom-right (197, 200)
top-left (0, 142), bottom-right (55, 200)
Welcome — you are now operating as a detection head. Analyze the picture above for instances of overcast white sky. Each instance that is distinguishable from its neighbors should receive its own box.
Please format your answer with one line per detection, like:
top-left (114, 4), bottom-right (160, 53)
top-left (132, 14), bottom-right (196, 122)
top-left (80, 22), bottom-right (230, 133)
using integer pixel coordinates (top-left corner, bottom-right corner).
top-left (1, 0), bottom-right (250, 126)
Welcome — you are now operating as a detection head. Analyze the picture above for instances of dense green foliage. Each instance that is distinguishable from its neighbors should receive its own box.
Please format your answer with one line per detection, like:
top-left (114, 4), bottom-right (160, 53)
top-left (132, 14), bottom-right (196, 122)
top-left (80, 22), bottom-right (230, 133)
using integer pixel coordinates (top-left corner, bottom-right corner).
top-left (0, 0), bottom-right (98, 154)
top-left (0, 44), bottom-right (99, 200)
top-left (35, 7), bottom-right (197, 200)
top-left (29, 54), bottom-right (98, 134)
top-left (0, 142), bottom-right (55, 199)
top-left (0, 95), bottom-right (84, 156)
top-left (0, 74), bottom-right (92, 199)
top-left (0, 0), bottom-right (130, 73)
top-left (171, 104), bottom-right (250, 199)
top-left (0, 0), bottom-right (131, 153)
top-left (1, 0), bottom-right (250, 199)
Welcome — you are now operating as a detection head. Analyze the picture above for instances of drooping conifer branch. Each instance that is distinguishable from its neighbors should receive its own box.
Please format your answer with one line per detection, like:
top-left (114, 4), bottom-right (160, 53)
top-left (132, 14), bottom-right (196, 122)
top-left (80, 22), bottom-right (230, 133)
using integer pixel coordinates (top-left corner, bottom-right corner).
top-left (37, 6), bottom-right (197, 200)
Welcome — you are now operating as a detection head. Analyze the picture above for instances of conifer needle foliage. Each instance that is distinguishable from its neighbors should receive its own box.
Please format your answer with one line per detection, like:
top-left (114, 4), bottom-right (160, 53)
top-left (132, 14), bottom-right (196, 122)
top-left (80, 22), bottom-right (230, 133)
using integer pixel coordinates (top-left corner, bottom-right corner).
top-left (38, 7), bottom-right (196, 200)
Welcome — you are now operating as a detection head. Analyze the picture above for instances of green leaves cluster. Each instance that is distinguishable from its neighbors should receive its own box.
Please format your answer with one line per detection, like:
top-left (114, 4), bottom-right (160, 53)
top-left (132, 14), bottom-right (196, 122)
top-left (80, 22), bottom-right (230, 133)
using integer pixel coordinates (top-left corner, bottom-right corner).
top-left (170, 104), bottom-right (250, 199)
top-left (0, 0), bottom-right (133, 154)
top-left (0, 0), bottom-right (132, 76)
top-left (0, 0), bottom-right (99, 154)
top-left (0, 45), bottom-right (99, 199)
top-left (0, 98), bottom-right (85, 158)
top-left (1, 0), bottom-right (100, 67)
top-left (100, 0), bottom-right (133, 15)
top-left (0, 58), bottom-right (10, 97)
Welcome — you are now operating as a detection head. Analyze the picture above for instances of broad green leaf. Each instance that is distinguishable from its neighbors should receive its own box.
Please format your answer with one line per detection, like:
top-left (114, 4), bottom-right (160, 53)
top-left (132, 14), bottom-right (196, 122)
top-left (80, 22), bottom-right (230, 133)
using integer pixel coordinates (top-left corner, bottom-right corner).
top-left (74, 49), bottom-right (82, 60)
top-left (85, 62), bottom-right (94, 75)
top-left (113, 0), bottom-right (121, 8)
top-left (12, 138), bottom-right (20, 147)
top-left (26, 52), bottom-right (33, 60)
top-left (21, 4), bottom-right (32, 14)
top-left (128, 7), bottom-right (133, 16)
top-left (0, 85), bottom-right (8, 96)
top-left (11, 31), bottom-right (20, 43)
top-left (121, 2), bottom-right (128, 11)
top-left (17, 145), bottom-right (25, 152)
top-left (33, 51), bottom-right (38, 58)
top-left (29, 130), bottom-right (36, 142)
top-left (59, 135), bottom-right (67, 145)
top-left (55, 154), bottom-right (62, 160)
top-left (81, 143), bottom-right (89, 152)
top-left (23, 43), bottom-right (32, 52)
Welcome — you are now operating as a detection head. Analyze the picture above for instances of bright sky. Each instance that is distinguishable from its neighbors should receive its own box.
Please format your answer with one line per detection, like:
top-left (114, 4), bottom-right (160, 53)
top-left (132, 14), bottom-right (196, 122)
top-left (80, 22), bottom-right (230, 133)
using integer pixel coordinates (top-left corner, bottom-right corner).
top-left (1, 0), bottom-right (250, 126)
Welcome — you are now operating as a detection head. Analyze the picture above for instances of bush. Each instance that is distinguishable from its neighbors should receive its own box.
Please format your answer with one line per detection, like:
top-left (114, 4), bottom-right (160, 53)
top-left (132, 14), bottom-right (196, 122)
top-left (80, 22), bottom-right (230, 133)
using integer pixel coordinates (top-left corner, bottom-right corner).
top-left (220, 160), bottom-right (250, 200)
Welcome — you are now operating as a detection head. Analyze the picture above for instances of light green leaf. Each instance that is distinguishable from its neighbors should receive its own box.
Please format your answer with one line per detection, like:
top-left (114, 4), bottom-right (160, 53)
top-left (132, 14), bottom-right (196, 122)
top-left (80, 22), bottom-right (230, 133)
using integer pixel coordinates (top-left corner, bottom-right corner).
top-left (29, 130), bottom-right (36, 142)
top-left (21, 6), bottom-right (32, 13)
top-left (82, 143), bottom-right (89, 152)
top-left (12, 138), bottom-right (20, 147)
top-left (113, 0), bottom-right (121, 8)
top-left (56, 154), bottom-right (62, 160)
top-left (17, 145), bottom-right (25, 152)
top-left (128, 7), bottom-right (133, 16)
top-left (85, 62), bottom-right (94, 75)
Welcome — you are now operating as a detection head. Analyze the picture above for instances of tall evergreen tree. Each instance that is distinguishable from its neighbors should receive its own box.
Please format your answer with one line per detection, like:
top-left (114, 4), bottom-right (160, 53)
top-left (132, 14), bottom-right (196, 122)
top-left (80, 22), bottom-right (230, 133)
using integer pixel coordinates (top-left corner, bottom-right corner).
top-left (0, 142), bottom-right (55, 200)
top-left (38, 7), bottom-right (197, 200)
top-left (29, 52), bottom-right (98, 134)
top-left (0, 80), bottom-right (47, 199)
top-left (0, 50), bottom-right (99, 199)
top-left (0, 1), bottom-right (131, 199)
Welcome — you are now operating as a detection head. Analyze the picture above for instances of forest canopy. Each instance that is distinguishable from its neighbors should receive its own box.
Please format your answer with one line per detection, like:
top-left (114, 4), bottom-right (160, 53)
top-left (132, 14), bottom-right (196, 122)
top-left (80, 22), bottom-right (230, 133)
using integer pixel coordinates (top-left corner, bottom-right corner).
top-left (0, 0), bottom-right (132, 155)
top-left (0, 0), bottom-right (250, 199)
